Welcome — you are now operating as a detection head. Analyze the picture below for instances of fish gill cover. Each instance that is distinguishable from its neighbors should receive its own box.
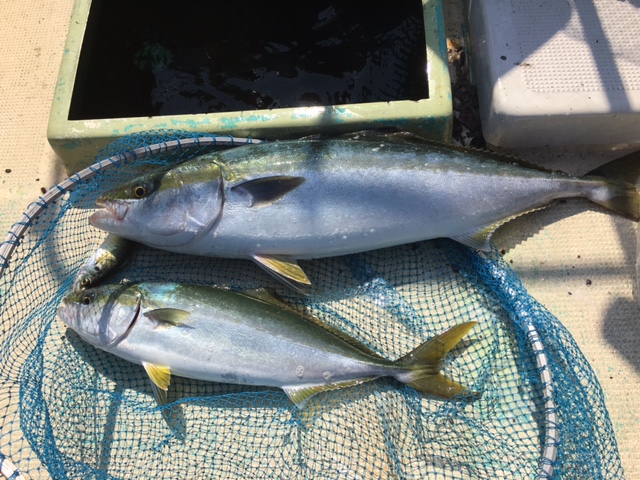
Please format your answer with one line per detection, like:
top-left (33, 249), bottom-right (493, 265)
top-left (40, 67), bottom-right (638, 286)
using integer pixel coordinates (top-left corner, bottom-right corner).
top-left (0, 131), bottom-right (624, 479)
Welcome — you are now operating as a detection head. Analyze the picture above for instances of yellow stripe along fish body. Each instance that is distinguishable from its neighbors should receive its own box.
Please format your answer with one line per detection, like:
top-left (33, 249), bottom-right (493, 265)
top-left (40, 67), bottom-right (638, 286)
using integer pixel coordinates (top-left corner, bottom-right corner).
top-left (89, 132), bottom-right (640, 291)
top-left (58, 281), bottom-right (476, 409)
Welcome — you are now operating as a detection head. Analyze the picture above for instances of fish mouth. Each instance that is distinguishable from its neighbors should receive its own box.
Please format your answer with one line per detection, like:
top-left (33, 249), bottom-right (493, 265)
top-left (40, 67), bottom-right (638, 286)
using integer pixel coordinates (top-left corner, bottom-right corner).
top-left (57, 300), bottom-right (72, 327)
top-left (89, 199), bottom-right (129, 226)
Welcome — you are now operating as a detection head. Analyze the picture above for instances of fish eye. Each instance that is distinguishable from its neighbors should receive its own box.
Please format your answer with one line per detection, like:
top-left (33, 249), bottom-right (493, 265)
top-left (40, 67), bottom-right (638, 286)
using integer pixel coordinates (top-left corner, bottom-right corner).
top-left (81, 278), bottom-right (91, 287)
top-left (82, 295), bottom-right (92, 305)
top-left (132, 185), bottom-right (148, 199)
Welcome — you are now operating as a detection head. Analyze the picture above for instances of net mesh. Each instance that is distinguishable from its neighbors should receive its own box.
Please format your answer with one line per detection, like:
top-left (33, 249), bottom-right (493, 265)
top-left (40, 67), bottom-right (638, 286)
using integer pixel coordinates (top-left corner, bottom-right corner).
top-left (0, 131), bottom-right (624, 479)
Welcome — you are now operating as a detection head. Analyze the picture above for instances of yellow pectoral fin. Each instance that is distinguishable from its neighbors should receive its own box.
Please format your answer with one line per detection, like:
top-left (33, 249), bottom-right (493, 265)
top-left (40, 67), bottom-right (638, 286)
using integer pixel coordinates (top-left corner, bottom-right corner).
top-left (143, 362), bottom-right (171, 406)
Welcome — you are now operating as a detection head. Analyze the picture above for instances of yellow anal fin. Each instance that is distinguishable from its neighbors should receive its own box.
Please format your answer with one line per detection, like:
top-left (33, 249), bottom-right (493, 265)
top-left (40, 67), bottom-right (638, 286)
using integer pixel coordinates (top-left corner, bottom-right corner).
top-left (251, 254), bottom-right (311, 294)
top-left (283, 377), bottom-right (377, 408)
top-left (143, 362), bottom-right (171, 406)
top-left (451, 208), bottom-right (548, 251)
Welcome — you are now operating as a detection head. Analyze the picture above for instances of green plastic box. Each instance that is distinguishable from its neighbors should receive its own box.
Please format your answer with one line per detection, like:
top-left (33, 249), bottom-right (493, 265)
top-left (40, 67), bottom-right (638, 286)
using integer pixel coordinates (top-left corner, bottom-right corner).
top-left (48, 0), bottom-right (452, 173)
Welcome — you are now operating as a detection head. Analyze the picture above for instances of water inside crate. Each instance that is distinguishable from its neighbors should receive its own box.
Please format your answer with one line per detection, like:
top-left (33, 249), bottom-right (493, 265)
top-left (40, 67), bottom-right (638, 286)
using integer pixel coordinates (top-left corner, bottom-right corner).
top-left (68, 0), bottom-right (429, 120)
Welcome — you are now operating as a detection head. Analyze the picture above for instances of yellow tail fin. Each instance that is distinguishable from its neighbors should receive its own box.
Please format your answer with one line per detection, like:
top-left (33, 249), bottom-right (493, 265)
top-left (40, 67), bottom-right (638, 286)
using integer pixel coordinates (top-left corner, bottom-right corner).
top-left (397, 322), bottom-right (477, 399)
top-left (586, 150), bottom-right (640, 221)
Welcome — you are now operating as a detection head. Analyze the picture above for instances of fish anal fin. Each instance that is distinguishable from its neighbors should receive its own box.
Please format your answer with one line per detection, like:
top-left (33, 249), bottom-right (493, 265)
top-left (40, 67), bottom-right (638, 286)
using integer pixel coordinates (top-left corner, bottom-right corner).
top-left (232, 176), bottom-right (305, 208)
top-left (451, 207), bottom-right (548, 251)
top-left (143, 362), bottom-right (171, 406)
top-left (451, 229), bottom-right (494, 252)
top-left (251, 254), bottom-right (311, 294)
top-left (283, 377), bottom-right (377, 408)
top-left (144, 308), bottom-right (191, 327)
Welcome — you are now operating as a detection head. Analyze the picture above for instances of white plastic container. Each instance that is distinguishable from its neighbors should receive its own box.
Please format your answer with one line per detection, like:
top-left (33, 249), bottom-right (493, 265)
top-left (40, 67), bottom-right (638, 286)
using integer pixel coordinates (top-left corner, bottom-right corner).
top-left (467, 0), bottom-right (640, 148)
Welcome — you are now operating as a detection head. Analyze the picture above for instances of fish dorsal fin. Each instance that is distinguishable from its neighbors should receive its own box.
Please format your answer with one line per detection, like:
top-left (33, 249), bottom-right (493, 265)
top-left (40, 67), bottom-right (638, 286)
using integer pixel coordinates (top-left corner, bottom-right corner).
top-left (142, 362), bottom-right (171, 406)
top-left (239, 285), bottom-right (383, 358)
top-left (232, 176), bottom-right (305, 208)
top-left (144, 308), bottom-right (191, 326)
top-left (300, 315), bottom-right (383, 359)
top-left (451, 207), bottom-right (549, 251)
top-left (283, 377), bottom-right (377, 408)
top-left (335, 130), bottom-right (566, 174)
top-left (251, 254), bottom-right (311, 294)
top-left (238, 287), bottom-right (294, 309)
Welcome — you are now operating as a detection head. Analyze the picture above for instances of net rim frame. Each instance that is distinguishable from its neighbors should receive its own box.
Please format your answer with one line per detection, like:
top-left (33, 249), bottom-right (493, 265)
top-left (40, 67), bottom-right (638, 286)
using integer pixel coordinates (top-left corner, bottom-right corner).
top-left (0, 134), bottom-right (559, 480)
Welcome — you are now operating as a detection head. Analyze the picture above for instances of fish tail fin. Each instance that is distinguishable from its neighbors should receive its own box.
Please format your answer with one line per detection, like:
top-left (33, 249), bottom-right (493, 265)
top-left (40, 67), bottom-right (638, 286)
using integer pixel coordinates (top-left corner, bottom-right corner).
top-left (585, 150), bottom-right (640, 221)
top-left (396, 321), bottom-right (476, 399)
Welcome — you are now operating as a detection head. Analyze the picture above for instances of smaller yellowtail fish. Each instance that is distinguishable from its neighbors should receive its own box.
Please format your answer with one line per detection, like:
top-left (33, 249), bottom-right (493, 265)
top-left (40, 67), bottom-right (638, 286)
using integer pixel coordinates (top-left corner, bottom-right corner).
top-left (58, 282), bottom-right (476, 409)
top-left (73, 234), bottom-right (134, 291)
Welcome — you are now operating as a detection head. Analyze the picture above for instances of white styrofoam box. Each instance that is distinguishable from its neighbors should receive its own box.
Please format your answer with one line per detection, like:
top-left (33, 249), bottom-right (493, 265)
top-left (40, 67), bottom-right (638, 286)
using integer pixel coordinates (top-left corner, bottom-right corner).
top-left (467, 0), bottom-right (640, 148)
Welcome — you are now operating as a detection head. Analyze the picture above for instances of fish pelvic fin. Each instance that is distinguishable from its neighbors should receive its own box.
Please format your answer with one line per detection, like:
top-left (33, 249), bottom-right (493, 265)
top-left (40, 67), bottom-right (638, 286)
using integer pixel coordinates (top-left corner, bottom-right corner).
top-left (396, 321), bottom-right (477, 399)
top-left (585, 150), bottom-right (640, 221)
top-left (143, 362), bottom-right (171, 406)
top-left (251, 254), bottom-right (311, 294)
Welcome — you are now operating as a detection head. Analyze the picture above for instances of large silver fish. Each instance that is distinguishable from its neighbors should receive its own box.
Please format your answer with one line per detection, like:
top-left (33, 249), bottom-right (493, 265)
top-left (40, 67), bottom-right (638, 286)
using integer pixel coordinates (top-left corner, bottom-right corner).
top-left (89, 133), bottom-right (640, 291)
top-left (57, 282), bottom-right (476, 408)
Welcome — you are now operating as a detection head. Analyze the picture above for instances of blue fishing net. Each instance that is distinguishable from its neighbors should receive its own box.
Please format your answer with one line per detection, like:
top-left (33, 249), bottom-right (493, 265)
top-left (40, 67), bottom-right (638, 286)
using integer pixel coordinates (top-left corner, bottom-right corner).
top-left (0, 131), bottom-right (624, 479)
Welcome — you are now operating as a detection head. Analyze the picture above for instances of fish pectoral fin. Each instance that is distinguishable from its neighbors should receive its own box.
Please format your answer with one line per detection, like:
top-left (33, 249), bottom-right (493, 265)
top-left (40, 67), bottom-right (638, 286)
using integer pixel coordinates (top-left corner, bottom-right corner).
top-left (232, 175), bottom-right (305, 208)
top-left (143, 362), bottom-right (171, 406)
top-left (283, 377), bottom-right (377, 408)
top-left (251, 254), bottom-right (311, 294)
top-left (144, 308), bottom-right (191, 327)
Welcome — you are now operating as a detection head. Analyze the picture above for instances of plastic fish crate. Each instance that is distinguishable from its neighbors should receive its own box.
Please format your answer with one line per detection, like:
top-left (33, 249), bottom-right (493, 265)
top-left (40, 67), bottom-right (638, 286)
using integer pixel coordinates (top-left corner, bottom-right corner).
top-left (467, 0), bottom-right (640, 148)
top-left (47, 0), bottom-right (452, 173)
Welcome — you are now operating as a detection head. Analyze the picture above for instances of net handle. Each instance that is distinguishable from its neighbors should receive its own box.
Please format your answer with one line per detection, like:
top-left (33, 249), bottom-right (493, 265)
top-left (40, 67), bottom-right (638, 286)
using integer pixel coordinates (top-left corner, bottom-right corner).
top-left (475, 251), bottom-right (560, 479)
top-left (0, 452), bottom-right (24, 480)
top-left (0, 135), bottom-right (262, 282)
top-left (528, 322), bottom-right (559, 480)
